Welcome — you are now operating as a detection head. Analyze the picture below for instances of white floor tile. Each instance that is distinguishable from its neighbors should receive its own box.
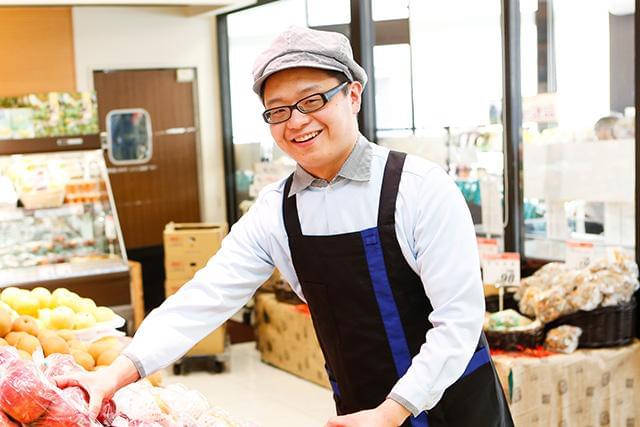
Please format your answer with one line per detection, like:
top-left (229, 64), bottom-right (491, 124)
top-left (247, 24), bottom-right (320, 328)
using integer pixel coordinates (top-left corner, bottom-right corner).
top-left (162, 342), bottom-right (335, 427)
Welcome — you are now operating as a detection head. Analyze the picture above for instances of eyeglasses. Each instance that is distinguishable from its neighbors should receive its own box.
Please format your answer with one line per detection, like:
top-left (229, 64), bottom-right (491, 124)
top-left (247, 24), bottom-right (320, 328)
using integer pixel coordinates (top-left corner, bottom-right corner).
top-left (262, 81), bottom-right (350, 124)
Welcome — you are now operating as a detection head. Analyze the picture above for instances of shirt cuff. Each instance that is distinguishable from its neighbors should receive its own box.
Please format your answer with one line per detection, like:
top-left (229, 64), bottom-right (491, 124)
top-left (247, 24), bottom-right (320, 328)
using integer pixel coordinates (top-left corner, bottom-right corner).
top-left (120, 350), bottom-right (148, 378)
top-left (387, 393), bottom-right (421, 418)
top-left (389, 372), bottom-right (445, 417)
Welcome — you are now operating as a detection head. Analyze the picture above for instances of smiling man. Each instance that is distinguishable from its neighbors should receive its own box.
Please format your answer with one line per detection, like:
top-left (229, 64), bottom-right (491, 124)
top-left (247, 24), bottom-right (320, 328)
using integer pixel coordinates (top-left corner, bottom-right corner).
top-left (55, 27), bottom-right (513, 427)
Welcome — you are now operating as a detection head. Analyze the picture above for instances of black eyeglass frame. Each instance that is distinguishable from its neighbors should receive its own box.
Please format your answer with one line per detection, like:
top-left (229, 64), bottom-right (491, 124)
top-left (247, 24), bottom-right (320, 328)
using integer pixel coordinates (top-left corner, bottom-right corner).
top-left (262, 81), bottom-right (351, 124)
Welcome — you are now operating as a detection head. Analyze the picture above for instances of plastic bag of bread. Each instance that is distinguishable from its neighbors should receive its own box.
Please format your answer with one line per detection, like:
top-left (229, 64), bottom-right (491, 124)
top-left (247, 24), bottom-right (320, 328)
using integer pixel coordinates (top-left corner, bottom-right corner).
top-left (566, 270), bottom-right (603, 312)
top-left (544, 325), bottom-right (582, 354)
top-left (533, 262), bottom-right (569, 280)
top-left (534, 285), bottom-right (573, 323)
top-left (514, 275), bottom-right (545, 301)
top-left (596, 270), bottom-right (639, 306)
top-left (518, 286), bottom-right (542, 317)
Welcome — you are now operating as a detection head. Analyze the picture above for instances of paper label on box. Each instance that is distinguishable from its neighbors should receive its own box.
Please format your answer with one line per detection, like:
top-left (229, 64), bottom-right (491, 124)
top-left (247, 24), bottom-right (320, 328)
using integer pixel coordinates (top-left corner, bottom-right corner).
top-left (478, 237), bottom-right (499, 267)
top-left (482, 252), bottom-right (521, 287)
top-left (565, 241), bottom-right (595, 269)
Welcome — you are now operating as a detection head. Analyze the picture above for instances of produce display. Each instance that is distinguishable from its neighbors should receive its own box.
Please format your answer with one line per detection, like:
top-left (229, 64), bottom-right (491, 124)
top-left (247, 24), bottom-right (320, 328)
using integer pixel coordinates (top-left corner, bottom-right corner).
top-left (0, 287), bottom-right (121, 368)
top-left (0, 286), bottom-right (254, 426)
top-left (515, 250), bottom-right (639, 323)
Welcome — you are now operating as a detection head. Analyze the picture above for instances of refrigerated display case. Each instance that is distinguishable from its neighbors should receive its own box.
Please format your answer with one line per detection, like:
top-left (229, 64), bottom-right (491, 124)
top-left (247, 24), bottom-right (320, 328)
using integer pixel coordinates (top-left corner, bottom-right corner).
top-left (0, 135), bottom-right (130, 306)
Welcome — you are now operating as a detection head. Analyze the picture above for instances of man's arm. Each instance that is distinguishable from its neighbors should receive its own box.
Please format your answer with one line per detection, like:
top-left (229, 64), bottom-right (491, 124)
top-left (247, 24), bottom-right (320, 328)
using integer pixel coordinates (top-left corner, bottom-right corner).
top-left (121, 191), bottom-right (277, 377)
top-left (388, 166), bottom-right (485, 416)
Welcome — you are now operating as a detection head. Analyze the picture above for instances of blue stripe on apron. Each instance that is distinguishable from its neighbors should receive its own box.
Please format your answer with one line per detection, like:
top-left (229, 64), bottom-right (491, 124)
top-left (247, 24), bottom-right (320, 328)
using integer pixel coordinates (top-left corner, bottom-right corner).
top-left (361, 227), bottom-right (428, 427)
top-left (361, 227), bottom-right (492, 427)
top-left (461, 346), bottom-right (491, 378)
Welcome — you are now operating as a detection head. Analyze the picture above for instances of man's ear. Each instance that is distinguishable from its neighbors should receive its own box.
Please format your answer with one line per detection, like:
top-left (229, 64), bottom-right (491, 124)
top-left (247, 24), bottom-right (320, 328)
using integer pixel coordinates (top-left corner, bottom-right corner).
top-left (349, 81), bottom-right (364, 114)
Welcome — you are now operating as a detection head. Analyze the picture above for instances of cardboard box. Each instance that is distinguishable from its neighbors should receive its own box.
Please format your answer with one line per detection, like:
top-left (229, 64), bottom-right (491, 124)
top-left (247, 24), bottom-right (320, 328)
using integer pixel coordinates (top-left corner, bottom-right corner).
top-left (493, 341), bottom-right (640, 426)
top-left (255, 293), bottom-right (329, 389)
top-left (163, 222), bottom-right (227, 280)
top-left (163, 222), bottom-right (228, 356)
top-left (165, 277), bottom-right (226, 355)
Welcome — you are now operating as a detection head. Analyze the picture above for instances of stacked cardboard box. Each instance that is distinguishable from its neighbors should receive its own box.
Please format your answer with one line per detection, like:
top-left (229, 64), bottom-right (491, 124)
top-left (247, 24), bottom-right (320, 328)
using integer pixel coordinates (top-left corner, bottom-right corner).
top-left (255, 293), bottom-right (329, 389)
top-left (163, 222), bottom-right (228, 356)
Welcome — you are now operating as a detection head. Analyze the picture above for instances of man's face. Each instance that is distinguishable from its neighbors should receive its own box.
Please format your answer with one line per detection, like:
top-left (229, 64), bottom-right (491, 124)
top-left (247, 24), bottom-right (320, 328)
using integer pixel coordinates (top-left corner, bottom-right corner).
top-left (262, 67), bottom-right (362, 180)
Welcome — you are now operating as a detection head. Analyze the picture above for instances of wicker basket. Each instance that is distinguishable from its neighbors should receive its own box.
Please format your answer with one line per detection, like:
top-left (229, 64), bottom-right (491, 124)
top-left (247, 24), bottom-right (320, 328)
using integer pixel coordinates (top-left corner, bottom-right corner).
top-left (545, 297), bottom-right (636, 348)
top-left (485, 325), bottom-right (545, 351)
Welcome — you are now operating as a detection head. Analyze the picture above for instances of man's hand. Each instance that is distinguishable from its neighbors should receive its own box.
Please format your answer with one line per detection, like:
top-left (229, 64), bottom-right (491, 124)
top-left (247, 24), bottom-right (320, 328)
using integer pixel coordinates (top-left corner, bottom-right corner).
top-left (324, 398), bottom-right (411, 427)
top-left (54, 355), bottom-right (140, 418)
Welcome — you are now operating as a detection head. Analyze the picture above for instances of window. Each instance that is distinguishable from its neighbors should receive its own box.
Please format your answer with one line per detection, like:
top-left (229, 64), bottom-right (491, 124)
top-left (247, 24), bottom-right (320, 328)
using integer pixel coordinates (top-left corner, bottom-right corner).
top-left (521, 1), bottom-right (635, 261)
top-left (376, 0), bottom-right (505, 247)
top-left (106, 109), bottom-right (152, 165)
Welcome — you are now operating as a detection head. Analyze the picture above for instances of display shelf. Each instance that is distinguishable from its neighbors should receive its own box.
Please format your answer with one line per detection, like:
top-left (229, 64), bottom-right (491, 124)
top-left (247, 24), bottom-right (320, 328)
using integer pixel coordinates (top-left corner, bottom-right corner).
top-left (0, 134), bottom-right (100, 155)
top-left (0, 148), bottom-right (129, 306)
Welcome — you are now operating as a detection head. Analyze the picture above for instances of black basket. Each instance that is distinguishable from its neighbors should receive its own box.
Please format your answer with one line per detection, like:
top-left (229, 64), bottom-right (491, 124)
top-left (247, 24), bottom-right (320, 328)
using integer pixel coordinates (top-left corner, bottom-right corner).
top-left (485, 292), bottom-right (519, 313)
top-left (545, 297), bottom-right (636, 348)
top-left (485, 325), bottom-right (545, 351)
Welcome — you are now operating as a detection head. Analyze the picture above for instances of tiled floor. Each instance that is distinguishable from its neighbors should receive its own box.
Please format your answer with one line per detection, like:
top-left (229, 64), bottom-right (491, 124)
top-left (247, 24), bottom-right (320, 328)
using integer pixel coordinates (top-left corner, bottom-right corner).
top-left (162, 342), bottom-right (335, 427)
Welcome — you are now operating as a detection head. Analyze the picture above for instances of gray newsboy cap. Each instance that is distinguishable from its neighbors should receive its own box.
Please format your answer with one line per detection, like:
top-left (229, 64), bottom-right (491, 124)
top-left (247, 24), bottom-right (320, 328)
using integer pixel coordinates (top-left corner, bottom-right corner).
top-left (252, 26), bottom-right (368, 96)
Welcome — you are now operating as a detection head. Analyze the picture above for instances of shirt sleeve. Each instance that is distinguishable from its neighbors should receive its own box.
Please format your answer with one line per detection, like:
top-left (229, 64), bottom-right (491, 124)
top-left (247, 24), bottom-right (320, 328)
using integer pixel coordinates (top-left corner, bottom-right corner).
top-left (388, 168), bottom-right (485, 416)
top-left (122, 190), bottom-right (276, 377)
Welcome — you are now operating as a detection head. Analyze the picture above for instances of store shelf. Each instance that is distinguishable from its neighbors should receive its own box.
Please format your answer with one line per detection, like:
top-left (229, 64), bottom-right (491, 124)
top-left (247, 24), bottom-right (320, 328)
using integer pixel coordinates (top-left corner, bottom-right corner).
top-left (0, 259), bottom-right (130, 306)
top-left (0, 134), bottom-right (100, 155)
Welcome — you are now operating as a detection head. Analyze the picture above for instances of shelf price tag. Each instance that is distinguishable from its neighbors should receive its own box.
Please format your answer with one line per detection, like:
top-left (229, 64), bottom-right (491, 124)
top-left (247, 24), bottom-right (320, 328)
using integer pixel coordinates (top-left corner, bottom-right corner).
top-left (565, 241), bottom-right (595, 269)
top-left (482, 252), bottom-right (521, 287)
top-left (477, 237), bottom-right (499, 268)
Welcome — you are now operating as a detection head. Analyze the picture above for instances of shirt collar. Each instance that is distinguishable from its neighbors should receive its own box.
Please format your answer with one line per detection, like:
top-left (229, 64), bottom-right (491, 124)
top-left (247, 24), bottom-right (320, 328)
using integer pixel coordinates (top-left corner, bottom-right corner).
top-left (288, 133), bottom-right (372, 197)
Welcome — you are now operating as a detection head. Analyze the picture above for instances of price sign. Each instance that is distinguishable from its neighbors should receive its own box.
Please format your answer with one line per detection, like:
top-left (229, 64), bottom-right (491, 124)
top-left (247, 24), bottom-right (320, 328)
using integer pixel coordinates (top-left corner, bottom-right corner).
top-left (482, 253), bottom-right (521, 287)
top-left (565, 241), bottom-right (595, 269)
top-left (477, 238), bottom-right (499, 268)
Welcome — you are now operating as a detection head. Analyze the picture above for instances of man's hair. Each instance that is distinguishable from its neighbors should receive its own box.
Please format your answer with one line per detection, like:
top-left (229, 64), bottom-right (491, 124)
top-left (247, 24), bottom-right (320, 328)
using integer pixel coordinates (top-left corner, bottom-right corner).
top-left (260, 69), bottom-right (351, 100)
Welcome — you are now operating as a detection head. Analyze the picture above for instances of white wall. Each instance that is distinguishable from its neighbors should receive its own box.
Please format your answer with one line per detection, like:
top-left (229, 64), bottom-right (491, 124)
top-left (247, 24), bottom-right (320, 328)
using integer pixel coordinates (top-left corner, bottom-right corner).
top-left (72, 6), bottom-right (226, 223)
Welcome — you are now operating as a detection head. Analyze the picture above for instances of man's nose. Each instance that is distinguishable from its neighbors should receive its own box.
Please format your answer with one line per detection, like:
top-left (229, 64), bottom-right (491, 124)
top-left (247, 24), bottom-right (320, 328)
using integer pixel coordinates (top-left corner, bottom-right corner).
top-left (286, 108), bottom-right (310, 129)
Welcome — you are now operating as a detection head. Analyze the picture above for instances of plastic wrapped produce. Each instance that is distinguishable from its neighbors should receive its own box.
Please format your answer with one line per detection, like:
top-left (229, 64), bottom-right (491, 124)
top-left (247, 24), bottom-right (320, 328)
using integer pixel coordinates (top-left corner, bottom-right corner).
top-left (487, 309), bottom-right (532, 331)
top-left (0, 346), bottom-right (112, 426)
top-left (198, 407), bottom-right (258, 427)
top-left (112, 380), bottom-right (173, 426)
top-left (42, 353), bottom-right (83, 380)
top-left (544, 325), bottom-right (582, 354)
top-left (0, 357), bottom-right (52, 423)
top-left (154, 383), bottom-right (209, 425)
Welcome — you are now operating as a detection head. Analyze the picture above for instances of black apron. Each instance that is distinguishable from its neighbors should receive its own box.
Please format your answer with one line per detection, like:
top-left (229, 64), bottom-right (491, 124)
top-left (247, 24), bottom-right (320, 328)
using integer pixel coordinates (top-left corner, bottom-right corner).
top-left (282, 151), bottom-right (513, 427)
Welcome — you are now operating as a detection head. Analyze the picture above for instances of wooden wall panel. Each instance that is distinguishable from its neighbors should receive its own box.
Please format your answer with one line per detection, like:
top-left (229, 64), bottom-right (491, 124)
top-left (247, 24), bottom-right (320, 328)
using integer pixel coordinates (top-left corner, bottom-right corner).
top-left (0, 7), bottom-right (76, 96)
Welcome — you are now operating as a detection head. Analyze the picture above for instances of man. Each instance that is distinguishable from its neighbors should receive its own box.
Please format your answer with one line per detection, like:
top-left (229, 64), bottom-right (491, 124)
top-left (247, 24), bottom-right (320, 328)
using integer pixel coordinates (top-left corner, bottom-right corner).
top-left (56, 27), bottom-right (513, 427)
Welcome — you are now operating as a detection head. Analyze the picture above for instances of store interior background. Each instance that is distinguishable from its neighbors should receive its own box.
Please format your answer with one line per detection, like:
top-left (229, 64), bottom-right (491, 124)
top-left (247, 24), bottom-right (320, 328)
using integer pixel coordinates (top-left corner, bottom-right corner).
top-left (0, 0), bottom-right (637, 339)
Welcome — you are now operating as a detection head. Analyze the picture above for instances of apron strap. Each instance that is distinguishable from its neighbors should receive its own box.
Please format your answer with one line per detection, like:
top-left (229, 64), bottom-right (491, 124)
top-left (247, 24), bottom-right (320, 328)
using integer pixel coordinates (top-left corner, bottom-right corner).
top-left (378, 151), bottom-right (407, 226)
top-left (282, 173), bottom-right (302, 238)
